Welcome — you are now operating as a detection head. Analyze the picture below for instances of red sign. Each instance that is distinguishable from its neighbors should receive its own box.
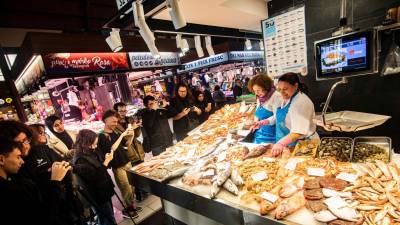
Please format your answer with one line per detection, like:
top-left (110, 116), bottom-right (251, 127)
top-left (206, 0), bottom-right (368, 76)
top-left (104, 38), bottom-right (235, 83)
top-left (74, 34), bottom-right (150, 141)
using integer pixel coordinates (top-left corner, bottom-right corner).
top-left (43, 53), bottom-right (129, 74)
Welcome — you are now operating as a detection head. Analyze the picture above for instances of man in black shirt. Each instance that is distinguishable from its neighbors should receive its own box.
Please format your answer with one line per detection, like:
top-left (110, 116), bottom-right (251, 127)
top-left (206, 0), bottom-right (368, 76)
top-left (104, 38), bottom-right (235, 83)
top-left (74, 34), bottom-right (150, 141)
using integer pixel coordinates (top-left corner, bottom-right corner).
top-left (141, 96), bottom-right (175, 156)
top-left (233, 78), bottom-right (243, 100)
top-left (98, 110), bottom-right (140, 218)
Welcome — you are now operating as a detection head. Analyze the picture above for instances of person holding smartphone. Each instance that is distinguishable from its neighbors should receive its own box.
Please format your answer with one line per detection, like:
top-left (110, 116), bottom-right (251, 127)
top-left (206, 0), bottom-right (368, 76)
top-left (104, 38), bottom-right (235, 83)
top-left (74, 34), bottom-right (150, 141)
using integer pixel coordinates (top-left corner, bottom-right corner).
top-left (170, 83), bottom-right (201, 141)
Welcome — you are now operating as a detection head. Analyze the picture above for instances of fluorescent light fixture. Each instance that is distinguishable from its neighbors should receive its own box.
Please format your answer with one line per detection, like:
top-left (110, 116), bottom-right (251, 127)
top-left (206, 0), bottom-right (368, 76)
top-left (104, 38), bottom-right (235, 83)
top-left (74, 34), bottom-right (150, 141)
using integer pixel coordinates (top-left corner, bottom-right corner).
top-left (165, 0), bottom-right (187, 30)
top-left (245, 39), bottom-right (252, 50)
top-left (194, 36), bottom-right (204, 58)
top-left (205, 36), bottom-right (215, 56)
top-left (181, 39), bottom-right (189, 52)
top-left (259, 40), bottom-right (264, 50)
top-left (105, 28), bottom-right (123, 52)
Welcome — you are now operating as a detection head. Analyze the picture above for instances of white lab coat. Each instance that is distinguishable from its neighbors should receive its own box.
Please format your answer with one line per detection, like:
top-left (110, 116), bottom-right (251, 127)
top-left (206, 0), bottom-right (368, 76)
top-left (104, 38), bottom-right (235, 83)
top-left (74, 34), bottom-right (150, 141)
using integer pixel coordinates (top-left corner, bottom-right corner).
top-left (268, 92), bottom-right (319, 140)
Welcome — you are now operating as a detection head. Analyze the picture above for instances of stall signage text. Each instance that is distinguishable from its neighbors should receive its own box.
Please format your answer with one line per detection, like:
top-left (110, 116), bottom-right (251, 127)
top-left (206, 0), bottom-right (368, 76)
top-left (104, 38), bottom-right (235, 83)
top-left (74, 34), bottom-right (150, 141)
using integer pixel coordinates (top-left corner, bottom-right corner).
top-left (228, 51), bottom-right (264, 61)
top-left (129, 52), bottom-right (180, 68)
top-left (43, 53), bottom-right (129, 74)
top-left (182, 53), bottom-right (229, 72)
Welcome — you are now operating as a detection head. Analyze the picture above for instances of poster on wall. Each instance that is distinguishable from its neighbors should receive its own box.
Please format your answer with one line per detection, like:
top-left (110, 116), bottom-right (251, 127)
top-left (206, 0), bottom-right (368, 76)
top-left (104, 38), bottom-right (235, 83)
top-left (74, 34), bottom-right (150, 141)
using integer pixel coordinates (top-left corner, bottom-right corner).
top-left (43, 53), bottom-right (130, 75)
top-left (262, 6), bottom-right (308, 77)
top-left (129, 52), bottom-right (180, 69)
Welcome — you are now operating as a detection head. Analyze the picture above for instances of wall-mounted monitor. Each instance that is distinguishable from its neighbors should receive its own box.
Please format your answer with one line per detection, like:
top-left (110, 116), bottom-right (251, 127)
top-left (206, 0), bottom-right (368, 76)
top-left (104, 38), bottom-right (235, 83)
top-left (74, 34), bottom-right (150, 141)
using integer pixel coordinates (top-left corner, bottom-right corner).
top-left (314, 30), bottom-right (377, 80)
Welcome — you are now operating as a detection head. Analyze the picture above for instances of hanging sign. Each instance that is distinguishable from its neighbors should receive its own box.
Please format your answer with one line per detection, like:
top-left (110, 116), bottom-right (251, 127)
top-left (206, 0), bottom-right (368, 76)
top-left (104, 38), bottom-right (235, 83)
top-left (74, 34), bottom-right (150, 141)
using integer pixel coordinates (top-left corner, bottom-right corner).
top-left (129, 52), bottom-right (180, 69)
top-left (228, 51), bottom-right (264, 61)
top-left (42, 53), bottom-right (130, 74)
top-left (178, 53), bottom-right (229, 73)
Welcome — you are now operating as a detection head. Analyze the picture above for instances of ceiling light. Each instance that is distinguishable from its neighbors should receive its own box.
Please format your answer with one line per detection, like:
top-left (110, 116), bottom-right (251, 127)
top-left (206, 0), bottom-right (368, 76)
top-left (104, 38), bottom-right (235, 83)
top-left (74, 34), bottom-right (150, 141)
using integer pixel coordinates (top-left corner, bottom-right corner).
top-left (259, 40), bottom-right (264, 50)
top-left (105, 28), bottom-right (123, 52)
top-left (181, 39), bottom-right (189, 52)
top-left (194, 36), bottom-right (204, 58)
top-left (205, 36), bottom-right (215, 56)
top-left (176, 34), bottom-right (182, 49)
top-left (134, 1), bottom-right (159, 58)
top-left (245, 39), bottom-right (252, 50)
top-left (166, 0), bottom-right (187, 30)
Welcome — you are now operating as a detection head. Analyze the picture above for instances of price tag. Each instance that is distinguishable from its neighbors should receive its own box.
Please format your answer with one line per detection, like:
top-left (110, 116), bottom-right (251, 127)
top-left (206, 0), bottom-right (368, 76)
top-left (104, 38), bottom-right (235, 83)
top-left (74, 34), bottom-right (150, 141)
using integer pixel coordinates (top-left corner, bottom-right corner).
top-left (187, 149), bottom-right (196, 157)
top-left (307, 168), bottom-right (325, 177)
top-left (217, 152), bottom-right (227, 162)
top-left (261, 192), bottom-right (279, 203)
top-left (324, 196), bottom-right (348, 209)
top-left (251, 171), bottom-right (268, 181)
top-left (263, 157), bottom-right (276, 163)
top-left (336, 173), bottom-right (358, 183)
top-left (203, 169), bottom-right (215, 177)
top-left (284, 158), bottom-right (300, 171)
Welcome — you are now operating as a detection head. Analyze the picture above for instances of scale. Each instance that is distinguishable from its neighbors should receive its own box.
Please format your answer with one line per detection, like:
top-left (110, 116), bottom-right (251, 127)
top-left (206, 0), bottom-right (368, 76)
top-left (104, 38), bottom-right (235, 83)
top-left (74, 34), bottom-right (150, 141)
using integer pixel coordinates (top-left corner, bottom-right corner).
top-left (314, 0), bottom-right (392, 132)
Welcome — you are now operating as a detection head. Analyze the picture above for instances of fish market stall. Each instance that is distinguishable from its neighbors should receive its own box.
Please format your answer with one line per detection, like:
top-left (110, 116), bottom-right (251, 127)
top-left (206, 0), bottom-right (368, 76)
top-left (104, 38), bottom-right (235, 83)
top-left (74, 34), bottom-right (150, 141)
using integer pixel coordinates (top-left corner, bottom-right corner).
top-left (129, 103), bottom-right (400, 225)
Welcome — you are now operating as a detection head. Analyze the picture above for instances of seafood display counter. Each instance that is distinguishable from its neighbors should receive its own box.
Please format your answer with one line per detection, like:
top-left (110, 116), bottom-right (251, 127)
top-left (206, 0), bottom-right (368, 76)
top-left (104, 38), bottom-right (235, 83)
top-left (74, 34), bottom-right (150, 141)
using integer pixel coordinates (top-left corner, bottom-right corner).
top-left (129, 104), bottom-right (400, 225)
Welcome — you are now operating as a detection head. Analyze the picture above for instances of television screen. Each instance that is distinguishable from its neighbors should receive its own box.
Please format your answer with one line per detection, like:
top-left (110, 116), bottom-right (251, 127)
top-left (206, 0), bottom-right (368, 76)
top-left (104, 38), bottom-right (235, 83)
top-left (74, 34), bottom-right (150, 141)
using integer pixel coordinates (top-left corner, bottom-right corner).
top-left (315, 30), bottom-right (376, 80)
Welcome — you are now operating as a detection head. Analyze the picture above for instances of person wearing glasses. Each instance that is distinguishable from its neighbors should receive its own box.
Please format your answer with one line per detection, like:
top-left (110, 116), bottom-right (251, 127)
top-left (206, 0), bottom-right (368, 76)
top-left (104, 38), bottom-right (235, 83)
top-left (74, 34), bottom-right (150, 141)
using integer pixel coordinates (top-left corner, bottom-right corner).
top-left (249, 73), bottom-right (282, 144)
top-left (0, 121), bottom-right (78, 225)
top-left (45, 115), bottom-right (76, 159)
top-left (254, 73), bottom-right (319, 156)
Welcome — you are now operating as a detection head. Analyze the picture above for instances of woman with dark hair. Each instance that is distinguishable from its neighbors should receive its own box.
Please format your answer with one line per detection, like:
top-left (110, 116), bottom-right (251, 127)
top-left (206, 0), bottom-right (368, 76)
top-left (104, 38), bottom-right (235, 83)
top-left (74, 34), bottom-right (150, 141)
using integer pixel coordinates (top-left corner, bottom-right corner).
top-left (73, 129), bottom-right (116, 225)
top-left (212, 85), bottom-right (226, 110)
top-left (170, 83), bottom-right (201, 141)
top-left (45, 115), bottom-right (76, 159)
top-left (248, 73), bottom-right (282, 144)
top-left (259, 73), bottom-right (318, 156)
top-left (193, 90), bottom-right (209, 124)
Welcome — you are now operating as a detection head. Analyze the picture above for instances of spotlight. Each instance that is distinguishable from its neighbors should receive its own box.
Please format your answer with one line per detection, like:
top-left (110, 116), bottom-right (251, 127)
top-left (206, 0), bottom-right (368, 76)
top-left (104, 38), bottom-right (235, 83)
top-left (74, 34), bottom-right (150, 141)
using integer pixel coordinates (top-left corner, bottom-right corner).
top-left (105, 28), bottom-right (122, 52)
top-left (176, 34), bottom-right (182, 49)
top-left (165, 0), bottom-right (187, 30)
top-left (245, 39), bottom-right (252, 50)
top-left (205, 36), bottom-right (215, 56)
top-left (259, 40), bottom-right (264, 50)
top-left (179, 51), bottom-right (185, 57)
top-left (194, 36), bottom-right (204, 58)
top-left (133, 1), bottom-right (160, 58)
top-left (181, 39), bottom-right (189, 52)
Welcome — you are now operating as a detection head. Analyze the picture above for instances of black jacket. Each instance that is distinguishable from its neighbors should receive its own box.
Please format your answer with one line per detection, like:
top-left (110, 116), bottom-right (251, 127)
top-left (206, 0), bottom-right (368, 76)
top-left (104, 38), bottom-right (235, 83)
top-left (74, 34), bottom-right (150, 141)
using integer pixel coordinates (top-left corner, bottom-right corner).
top-left (72, 152), bottom-right (114, 204)
top-left (98, 131), bottom-right (130, 169)
top-left (194, 100), bottom-right (209, 124)
top-left (170, 96), bottom-right (196, 135)
top-left (19, 144), bottom-right (84, 225)
top-left (0, 175), bottom-right (45, 225)
top-left (142, 107), bottom-right (174, 151)
top-left (233, 85), bottom-right (243, 98)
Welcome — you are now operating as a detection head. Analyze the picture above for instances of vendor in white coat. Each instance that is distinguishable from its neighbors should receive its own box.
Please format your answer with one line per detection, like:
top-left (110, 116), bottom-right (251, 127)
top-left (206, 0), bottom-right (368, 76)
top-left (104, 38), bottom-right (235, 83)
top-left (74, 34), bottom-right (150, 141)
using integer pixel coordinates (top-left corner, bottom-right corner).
top-left (255, 73), bottom-right (319, 156)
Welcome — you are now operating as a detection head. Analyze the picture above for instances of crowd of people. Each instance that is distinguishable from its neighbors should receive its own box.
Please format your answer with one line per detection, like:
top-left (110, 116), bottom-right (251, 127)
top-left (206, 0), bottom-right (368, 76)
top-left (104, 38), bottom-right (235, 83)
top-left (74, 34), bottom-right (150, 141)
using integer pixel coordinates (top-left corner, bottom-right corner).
top-left (0, 71), bottom-right (319, 225)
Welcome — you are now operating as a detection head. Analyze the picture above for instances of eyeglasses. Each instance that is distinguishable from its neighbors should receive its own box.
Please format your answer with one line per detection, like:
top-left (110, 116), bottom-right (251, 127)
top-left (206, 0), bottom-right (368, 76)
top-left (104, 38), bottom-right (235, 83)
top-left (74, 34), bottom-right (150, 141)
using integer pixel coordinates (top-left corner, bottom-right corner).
top-left (18, 137), bottom-right (31, 145)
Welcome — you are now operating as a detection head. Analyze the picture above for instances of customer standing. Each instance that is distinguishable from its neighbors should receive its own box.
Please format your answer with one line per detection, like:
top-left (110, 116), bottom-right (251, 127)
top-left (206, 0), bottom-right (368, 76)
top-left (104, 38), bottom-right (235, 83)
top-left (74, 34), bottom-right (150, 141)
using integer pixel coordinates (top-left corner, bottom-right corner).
top-left (142, 96), bottom-right (175, 156)
top-left (212, 85), bottom-right (226, 110)
top-left (97, 110), bottom-right (139, 218)
top-left (113, 102), bottom-right (145, 164)
top-left (170, 83), bottom-right (201, 141)
top-left (45, 115), bottom-right (76, 159)
top-left (73, 129), bottom-right (117, 225)
top-left (0, 121), bottom-right (74, 225)
top-left (233, 78), bottom-right (243, 100)
top-left (193, 91), bottom-right (210, 124)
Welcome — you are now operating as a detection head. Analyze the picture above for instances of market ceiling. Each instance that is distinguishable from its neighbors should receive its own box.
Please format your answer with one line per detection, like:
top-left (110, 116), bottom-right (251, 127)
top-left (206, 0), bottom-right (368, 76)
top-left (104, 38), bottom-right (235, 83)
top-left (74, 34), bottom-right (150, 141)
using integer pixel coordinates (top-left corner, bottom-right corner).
top-left (1, 0), bottom-right (264, 40)
top-left (104, 0), bottom-right (264, 40)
